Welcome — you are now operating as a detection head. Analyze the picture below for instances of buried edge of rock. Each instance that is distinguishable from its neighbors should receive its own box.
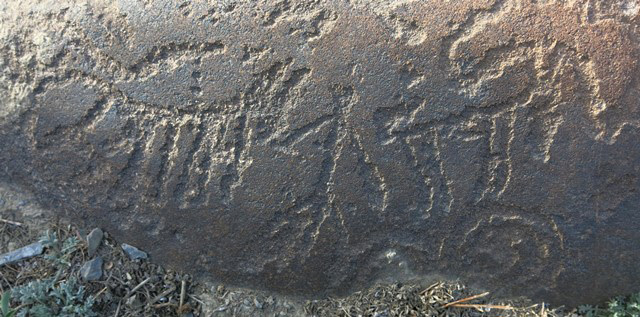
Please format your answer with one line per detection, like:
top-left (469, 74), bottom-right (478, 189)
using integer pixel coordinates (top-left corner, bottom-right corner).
top-left (0, 0), bottom-right (639, 307)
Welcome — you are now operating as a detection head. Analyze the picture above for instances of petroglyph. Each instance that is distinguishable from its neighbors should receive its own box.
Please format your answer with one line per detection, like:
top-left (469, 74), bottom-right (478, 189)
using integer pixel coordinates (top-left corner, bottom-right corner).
top-left (1, 0), bottom-right (640, 307)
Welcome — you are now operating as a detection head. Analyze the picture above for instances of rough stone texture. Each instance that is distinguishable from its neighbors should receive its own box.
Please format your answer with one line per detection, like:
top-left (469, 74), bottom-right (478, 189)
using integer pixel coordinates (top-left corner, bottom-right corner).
top-left (80, 256), bottom-right (103, 281)
top-left (0, 242), bottom-right (44, 267)
top-left (87, 227), bottom-right (103, 257)
top-left (1, 0), bottom-right (639, 307)
top-left (121, 243), bottom-right (148, 261)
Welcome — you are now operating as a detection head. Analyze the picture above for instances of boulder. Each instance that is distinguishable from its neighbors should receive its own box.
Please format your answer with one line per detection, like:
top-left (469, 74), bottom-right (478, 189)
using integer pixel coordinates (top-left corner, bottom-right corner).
top-left (1, 0), bottom-right (639, 306)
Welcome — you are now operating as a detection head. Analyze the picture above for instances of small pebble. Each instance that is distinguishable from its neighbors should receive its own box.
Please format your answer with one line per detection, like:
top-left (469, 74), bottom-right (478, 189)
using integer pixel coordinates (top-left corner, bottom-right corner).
top-left (86, 228), bottom-right (103, 257)
top-left (121, 243), bottom-right (148, 260)
top-left (80, 256), bottom-right (103, 281)
top-left (0, 241), bottom-right (44, 266)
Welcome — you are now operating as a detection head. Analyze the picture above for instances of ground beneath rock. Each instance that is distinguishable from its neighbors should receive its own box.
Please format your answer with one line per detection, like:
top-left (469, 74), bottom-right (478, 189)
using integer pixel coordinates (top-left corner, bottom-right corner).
top-left (0, 183), bottom-right (626, 316)
top-left (0, 218), bottom-right (567, 316)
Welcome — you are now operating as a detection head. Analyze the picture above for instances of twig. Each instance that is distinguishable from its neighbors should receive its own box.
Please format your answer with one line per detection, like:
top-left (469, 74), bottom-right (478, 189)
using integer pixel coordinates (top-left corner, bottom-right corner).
top-left (10, 304), bottom-right (27, 313)
top-left (113, 300), bottom-right (122, 317)
top-left (0, 218), bottom-right (23, 226)
top-left (450, 303), bottom-right (515, 310)
top-left (149, 285), bottom-right (177, 305)
top-left (126, 276), bottom-right (152, 297)
top-left (179, 280), bottom-right (187, 309)
top-left (95, 286), bottom-right (108, 298)
top-left (109, 274), bottom-right (126, 285)
top-left (420, 282), bottom-right (443, 295)
top-left (442, 291), bottom-right (490, 308)
top-left (0, 273), bottom-right (13, 289)
top-left (189, 294), bottom-right (205, 306)
top-left (97, 271), bottom-right (113, 286)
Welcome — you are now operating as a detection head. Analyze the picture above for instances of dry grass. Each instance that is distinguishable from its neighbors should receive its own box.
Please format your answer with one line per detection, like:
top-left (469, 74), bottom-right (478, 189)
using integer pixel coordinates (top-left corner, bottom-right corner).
top-left (0, 219), bottom-right (612, 317)
top-left (0, 221), bottom-right (201, 316)
top-left (304, 282), bottom-right (561, 317)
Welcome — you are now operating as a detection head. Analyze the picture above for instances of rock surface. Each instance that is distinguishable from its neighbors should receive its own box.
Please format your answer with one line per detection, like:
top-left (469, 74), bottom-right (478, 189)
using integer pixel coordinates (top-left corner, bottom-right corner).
top-left (0, 242), bottom-right (44, 266)
top-left (121, 243), bottom-right (148, 261)
top-left (80, 256), bottom-right (103, 281)
top-left (87, 228), bottom-right (103, 257)
top-left (0, 0), bottom-right (639, 306)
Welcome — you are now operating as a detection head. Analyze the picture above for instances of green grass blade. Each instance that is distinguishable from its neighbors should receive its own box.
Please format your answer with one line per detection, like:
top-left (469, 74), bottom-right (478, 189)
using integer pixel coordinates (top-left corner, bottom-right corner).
top-left (1, 291), bottom-right (9, 315)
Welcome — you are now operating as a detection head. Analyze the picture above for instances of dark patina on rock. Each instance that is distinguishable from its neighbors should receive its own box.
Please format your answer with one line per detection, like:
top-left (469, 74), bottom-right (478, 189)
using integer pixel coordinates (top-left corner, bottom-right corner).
top-left (1, 0), bottom-right (639, 306)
